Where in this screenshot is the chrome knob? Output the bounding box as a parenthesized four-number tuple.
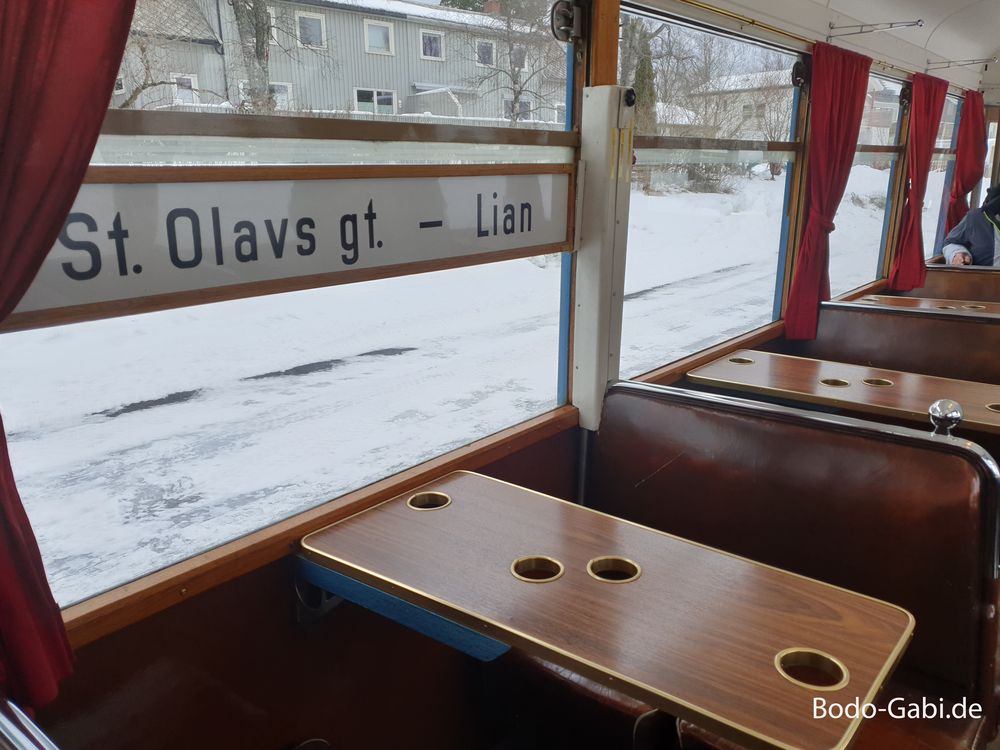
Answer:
(929, 399, 963, 436)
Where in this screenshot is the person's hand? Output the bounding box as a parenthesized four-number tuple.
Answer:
(950, 251, 973, 266)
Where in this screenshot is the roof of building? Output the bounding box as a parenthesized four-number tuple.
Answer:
(131, 0, 219, 43)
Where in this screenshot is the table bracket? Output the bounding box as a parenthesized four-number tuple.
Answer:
(295, 556, 510, 662)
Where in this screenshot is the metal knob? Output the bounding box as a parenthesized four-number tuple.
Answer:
(929, 399, 963, 436)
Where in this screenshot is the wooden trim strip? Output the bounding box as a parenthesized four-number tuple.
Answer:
(932, 147, 958, 156)
(856, 144, 903, 154)
(85, 163, 575, 184)
(100, 108, 580, 148)
(634, 321, 785, 386)
(61, 405, 580, 648)
(837, 278, 888, 300)
(633, 135, 799, 153)
(590, 0, 620, 86)
(2, 242, 572, 333)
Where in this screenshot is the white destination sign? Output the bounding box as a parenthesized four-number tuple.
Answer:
(16, 173, 569, 314)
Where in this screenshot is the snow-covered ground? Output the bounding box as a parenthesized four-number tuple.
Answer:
(0, 162, 917, 605)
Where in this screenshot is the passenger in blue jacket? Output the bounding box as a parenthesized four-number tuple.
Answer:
(943, 185, 1000, 266)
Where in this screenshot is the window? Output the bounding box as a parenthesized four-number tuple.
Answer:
(171, 73, 198, 104)
(504, 97, 532, 121)
(365, 19, 394, 55)
(617, 10, 798, 376)
(268, 6, 277, 45)
(828, 75, 901, 294)
(476, 39, 495, 67)
(4, 260, 563, 606)
(238, 81, 293, 110)
(269, 82, 292, 110)
(296, 11, 325, 48)
(113, 76, 125, 94)
(421, 30, 444, 60)
(355, 88, 396, 115)
(555, 104, 566, 125)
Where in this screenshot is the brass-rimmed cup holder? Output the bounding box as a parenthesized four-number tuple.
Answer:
(820, 378, 850, 388)
(963, 304, 986, 310)
(775, 648, 849, 692)
(406, 491, 451, 511)
(728, 356, 754, 365)
(987, 404, 1000, 414)
(862, 377, 893, 387)
(511, 556, 564, 583)
(587, 556, 641, 583)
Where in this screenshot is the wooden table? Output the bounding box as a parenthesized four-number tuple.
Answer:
(855, 294, 1000, 318)
(302, 471, 913, 750)
(688, 350, 1000, 434)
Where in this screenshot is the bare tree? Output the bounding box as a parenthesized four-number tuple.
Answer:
(465, 0, 566, 125)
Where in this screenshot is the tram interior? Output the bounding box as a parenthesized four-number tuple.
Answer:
(3, 0, 1000, 749)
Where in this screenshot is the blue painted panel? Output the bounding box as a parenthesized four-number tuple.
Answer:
(296, 556, 510, 662)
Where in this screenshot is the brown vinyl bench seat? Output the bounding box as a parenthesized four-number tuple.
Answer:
(577, 382, 1000, 749)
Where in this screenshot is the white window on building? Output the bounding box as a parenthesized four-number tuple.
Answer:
(171, 73, 198, 104)
(476, 39, 495, 67)
(113, 76, 125, 94)
(269, 82, 292, 110)
(420, 30, 444, 60)
(238, 80, 294, 110)
(555, 104, 566, 125)
(267, 6, 277, 45)
(503, 97, 531, 121)
(365, 20, 394, 55)
(742, 102, 753, 118)
(296, 11, 326, 48)
(355, 88, 396, 115)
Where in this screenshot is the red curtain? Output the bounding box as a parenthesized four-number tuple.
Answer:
(0, 0, 136, 709)
(945, 91, 987, 233)
(784, 43, 872, 339)
(888, 74, 949, 291)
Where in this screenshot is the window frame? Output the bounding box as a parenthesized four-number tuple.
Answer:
(354, 87, 397, 115)
(170, 72, 199, 104)
(420, 29, 445, 61)
(295, 10, 327, 49)
(475, 38, 496, 68)
(364, 19, 395, 56)
(267, 6, 278, 45)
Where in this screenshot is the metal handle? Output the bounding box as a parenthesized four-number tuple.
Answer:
(929, 399, 963, 436)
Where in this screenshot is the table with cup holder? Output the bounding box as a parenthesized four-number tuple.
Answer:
(301, 470, 913, 750)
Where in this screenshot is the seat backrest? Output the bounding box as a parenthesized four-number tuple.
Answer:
(902, 267, 1000, 303)
(586, 382, 1000, 700)
(764, 302, 1000, 384)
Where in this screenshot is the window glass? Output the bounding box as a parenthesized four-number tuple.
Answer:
(828, 151, 895, 295)
(476, 40, 495, 67)
(924, 153, 956, 257)
(504, 98, 532, 121)
(297, 13, 325, 48)
(366, 21, 393, 54)
(620, 146, 794, 377)
(617, 10, 796, 376)
(936, 95, 960, 148)
(173, 75, 196, 104)
(976, 121, 998, 206)
(857, 76, 902, 146)
(619, 13, 796, 139)
(113, 0, 567, 130)
(421, 31, 444, 59)
(3, 258, 562, 606)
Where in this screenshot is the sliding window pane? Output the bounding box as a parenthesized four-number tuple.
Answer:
(1, 258, 561, 605)
(857, 76, 902, 146)
(924, 153, 956, 257)
(829, 151, 895, 296)
(620, 148, 792, 377)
